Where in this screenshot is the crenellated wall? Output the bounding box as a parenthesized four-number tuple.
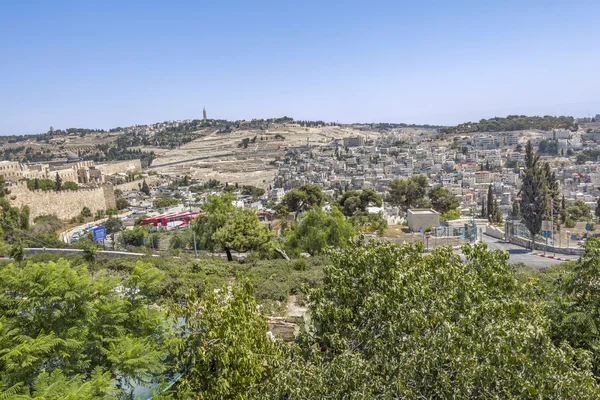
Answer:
(8, 182, 116, 221)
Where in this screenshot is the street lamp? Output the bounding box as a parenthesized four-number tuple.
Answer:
(567, 230, 570, 249)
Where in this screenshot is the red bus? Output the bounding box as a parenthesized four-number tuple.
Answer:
(140, 211, 202, 229)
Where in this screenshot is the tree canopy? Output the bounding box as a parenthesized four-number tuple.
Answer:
(0, 259, 168, 398)
(281, 184, 326, 214)
(520, 141, 549, 243)
(285, 207, 355, 256)
(214, 208, 272, 261)
(441, 115, 577, 134)
(386, 175, 429, 211)
(337, 189, 382, 216)
(194, 192, 235, 251)
(428, 184, 459, 214)
(259, 241, 600, 398)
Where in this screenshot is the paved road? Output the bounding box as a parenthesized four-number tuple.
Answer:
(480, 235, 569, 269)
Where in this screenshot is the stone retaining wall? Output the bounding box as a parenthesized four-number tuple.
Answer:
(508, 235, 585, 256)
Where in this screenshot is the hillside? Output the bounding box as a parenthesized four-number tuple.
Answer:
(148, 124, 383, 187)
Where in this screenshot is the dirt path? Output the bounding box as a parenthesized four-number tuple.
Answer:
(285, 295, 308, 317)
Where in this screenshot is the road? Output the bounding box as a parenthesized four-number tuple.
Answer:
(480, 235, 568, 269)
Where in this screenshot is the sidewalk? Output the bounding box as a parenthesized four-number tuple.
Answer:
(532, 252, 572, 261)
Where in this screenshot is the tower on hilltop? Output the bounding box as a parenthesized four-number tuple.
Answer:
(203, 107, 207, 122)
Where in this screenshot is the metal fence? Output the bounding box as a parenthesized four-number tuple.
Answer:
(432, 222, 478, 243)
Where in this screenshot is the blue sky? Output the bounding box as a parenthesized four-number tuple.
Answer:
(1, 0, 599, 135)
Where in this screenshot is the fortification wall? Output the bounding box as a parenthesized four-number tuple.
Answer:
(97, 159, 142, 176)
(114, 175, 161, 191)
(8, 182, 116, 221)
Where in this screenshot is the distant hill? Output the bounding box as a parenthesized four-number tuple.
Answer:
(440, 115, 577, 134)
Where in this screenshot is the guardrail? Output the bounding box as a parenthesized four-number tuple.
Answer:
(23, 248, 153, 258)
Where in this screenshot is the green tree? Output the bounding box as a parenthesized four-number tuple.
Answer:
(61, 181, 79, 191)
(261, 241, 600, 398)
(348, 211, 387, 236)
(492, 198, 503, 223)
(387, 175, 428, 212)
(54, 173, 62, 191)
(104, 216, 123, 234)
(520, 141, 548, 247)
(544, 162, 560, 225)
(595, 197, 600, 222)
(428, 185, 459, 214)
(20, 205, 30, 231)
(194, 193, 235, 251)
(281, 184, 326, 217)
(121, 226, 150, 247)
(152, 197, 180, 209)
(80, 207, 92, 218)
(9, 241, 24, 264)
(487, 185, 494, 221)
(141, 179, 151, 196)
(0, 259, 168, 394)
(116, 198, 130, 210)
(175, 281, 282, 398)
(286, 207, 355, 256)
(555, 238, 600, 376)
(213, 208, 272, 261)
(440, 208, 461, 222)
(338, 189, 382, 216)
(565, 200, 591, 221)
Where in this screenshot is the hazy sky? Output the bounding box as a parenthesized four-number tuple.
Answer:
(1, 0, 599, 135)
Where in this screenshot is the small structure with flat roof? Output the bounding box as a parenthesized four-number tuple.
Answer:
(407, 208, 440, 232)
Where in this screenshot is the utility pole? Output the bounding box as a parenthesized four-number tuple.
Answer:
(551, 199, 555, 257)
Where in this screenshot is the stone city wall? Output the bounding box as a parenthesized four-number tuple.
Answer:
(97, 159, 142, 176)
(8, 181, 116, 221)
(114, 175, 161, 191)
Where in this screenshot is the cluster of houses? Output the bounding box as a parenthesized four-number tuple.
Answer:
(272, 125, 600, 219)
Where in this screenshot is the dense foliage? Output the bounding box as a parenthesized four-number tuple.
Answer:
(337, 189, 382, 216)
(0, 259, 169, 398)
(152, 196, 180, 209)
(386, 174, 429, 211)
(285, 207, 355, 256)
(428, 184, 459, 214)
(441, 115, 577, 134)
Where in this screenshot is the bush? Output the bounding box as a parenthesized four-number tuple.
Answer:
(153, 197, 180, 209)
(116, 198, 130, 210)
(31, 214, 62, 233)
(121, 226, 149, 247)
(62, 181, 79, 191)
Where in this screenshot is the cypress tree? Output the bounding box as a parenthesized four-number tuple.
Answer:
(520, 141, 548, 248)
(55, 173, 62, 191)
(141, 179, 151, 195)
(544, 163, 560, 228)
(487, 185, 494, 222)
(493, 198, 502, 223)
